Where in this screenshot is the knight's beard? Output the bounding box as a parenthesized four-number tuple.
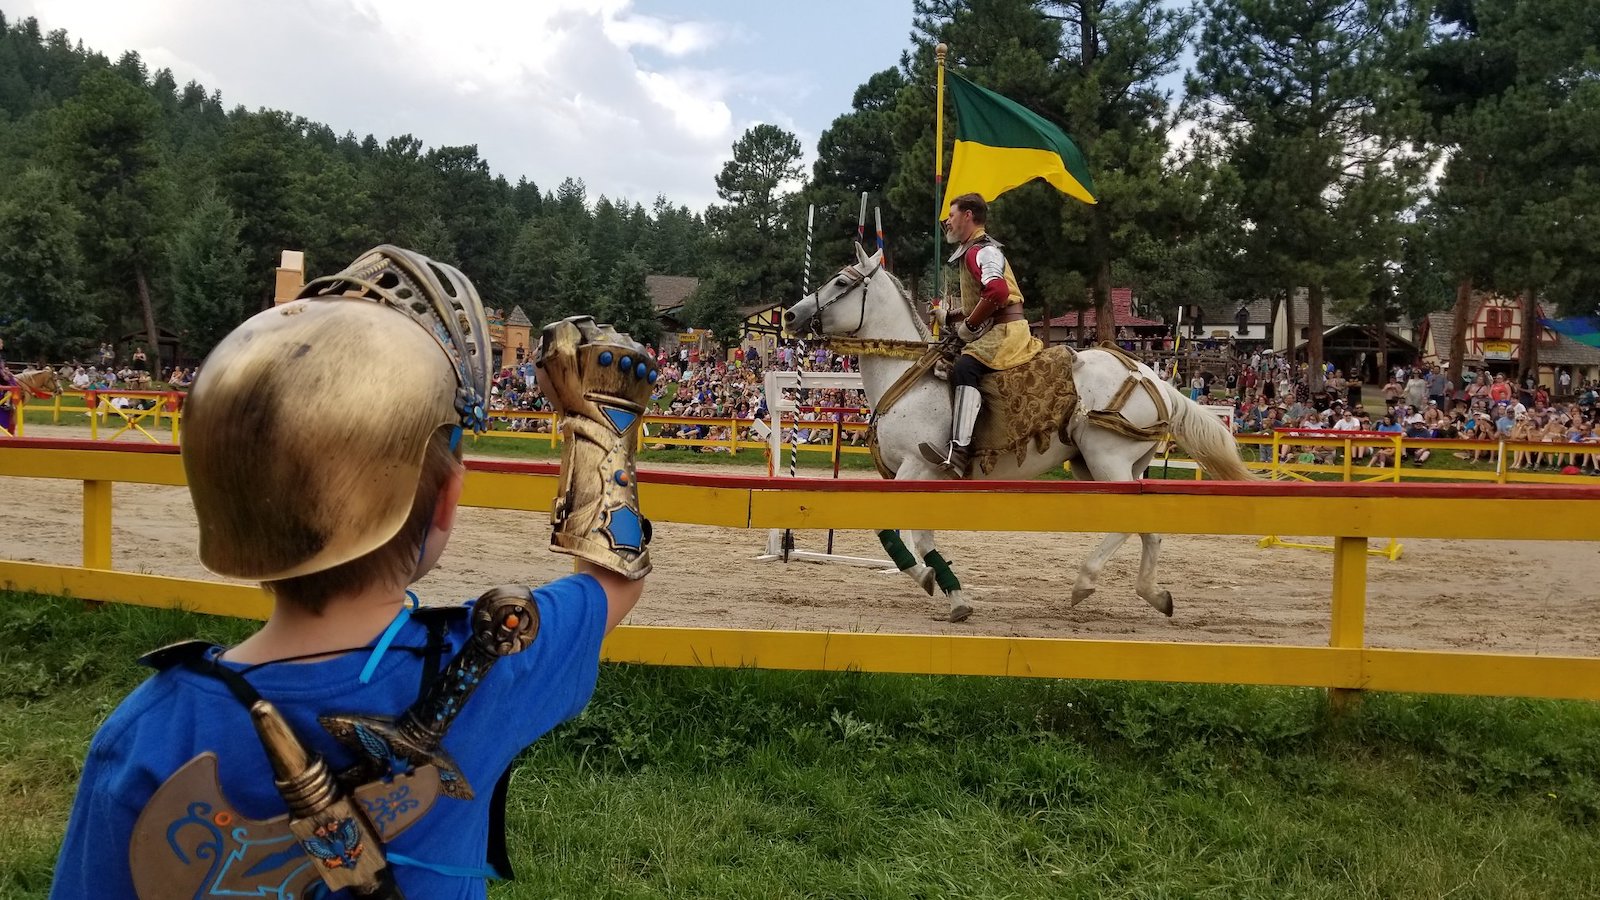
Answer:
(943, 223, 959, 243)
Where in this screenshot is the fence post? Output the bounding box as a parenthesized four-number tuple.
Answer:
(53, 392, 62, 424)
(1329, 534, 1368, 712)
(1342, 438, 1353, 482)
(83, 480, 113, 569)
(1496, 440, 1508, 484)
(728, 417, 739, 455)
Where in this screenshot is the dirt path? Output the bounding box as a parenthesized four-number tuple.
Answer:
(6, 444, 1598, 655)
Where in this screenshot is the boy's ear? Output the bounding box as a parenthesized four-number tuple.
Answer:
(432, 464, 466, 533)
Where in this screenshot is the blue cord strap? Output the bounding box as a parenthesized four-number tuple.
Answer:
(360, 591, 420, 684)
(387, 852, 499, 880)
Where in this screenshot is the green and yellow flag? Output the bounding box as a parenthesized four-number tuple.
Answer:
(940, 72, 1097, 209)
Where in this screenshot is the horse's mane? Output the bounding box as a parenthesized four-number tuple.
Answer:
(882, 270, 931, 322)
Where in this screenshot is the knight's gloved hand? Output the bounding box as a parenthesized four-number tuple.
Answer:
(535, 316, 654, 580)
(956, 320, 983, 343)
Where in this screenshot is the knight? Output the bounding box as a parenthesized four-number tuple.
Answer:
(49, 246, 654, 899)
(919, 192, 1043, 476)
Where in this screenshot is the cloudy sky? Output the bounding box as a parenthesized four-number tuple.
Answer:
(13, 0, 914, 209)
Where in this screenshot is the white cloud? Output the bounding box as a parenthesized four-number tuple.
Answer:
(15, 0, 749, 208)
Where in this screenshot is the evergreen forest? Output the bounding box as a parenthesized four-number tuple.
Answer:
(0, 1, 1596, 390)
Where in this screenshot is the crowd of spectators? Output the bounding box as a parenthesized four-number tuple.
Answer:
(485, 339, 869, 452)
(1188, 351, 1600, 474)
(484, 335, 1600, 473)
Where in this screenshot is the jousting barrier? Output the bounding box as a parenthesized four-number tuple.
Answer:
(2, 438, 1598, 703)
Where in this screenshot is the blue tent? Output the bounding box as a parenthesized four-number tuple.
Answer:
(1541, 316, 1600, 348)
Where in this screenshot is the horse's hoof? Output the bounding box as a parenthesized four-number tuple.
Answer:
(948, 603, 973, 623)
(1070, 587, 1095, 607)
(1145, 590, 1174, 617)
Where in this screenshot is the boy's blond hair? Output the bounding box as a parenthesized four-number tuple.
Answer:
(265, 428, 461, 614)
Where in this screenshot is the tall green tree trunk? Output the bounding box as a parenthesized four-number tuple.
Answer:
(1307, 283, 1325, 392)
(1375, 316, 1388, 393)
(1283, 289, 1296, 369)
(1447, 277, 1472, 392)
(1520, 288, 1539, 382)
(1093, 246, 1114, 346)
(135, 264, 158, 366)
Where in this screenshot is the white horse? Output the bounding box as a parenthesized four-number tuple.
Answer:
(783, 244, 1255, 622)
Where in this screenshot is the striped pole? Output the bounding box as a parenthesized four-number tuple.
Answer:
(783, 375, 802, 561)
(934, 43, 948, 303)
(857, 192, 869, 247)
(803, 203, 815, 296)
(874, 206, 885, 256)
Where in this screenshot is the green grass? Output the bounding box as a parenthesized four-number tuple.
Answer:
(3, 594, 1599, 898)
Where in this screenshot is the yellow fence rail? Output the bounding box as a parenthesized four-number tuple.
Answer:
(3, 442, 1599, 702)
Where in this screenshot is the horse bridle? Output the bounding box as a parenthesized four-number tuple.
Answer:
(808, 265, 872, 337)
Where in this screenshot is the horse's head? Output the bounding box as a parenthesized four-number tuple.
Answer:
(16, 368, 60, 398)
(783, 243, 886, 338)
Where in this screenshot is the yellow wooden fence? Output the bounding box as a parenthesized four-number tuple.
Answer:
(2, 442, 1598, 702)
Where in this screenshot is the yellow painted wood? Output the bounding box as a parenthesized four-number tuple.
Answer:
(1329, 536, 1367, 650)
(0, 561, 272, 619)
(0, 447, 186, 485)
(1362, 648, 1600, 701)
(81, 481, 113, 570)
(602, 625, 1361, 686)
(5, 556, 1600, 702)
(747, 489, 1600, 542)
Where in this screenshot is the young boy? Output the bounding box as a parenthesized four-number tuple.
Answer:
(49, 246, 655, 899)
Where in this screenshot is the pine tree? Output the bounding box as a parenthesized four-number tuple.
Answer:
(1190, 0, 1428, 390)
(168, 191, 250, 359)
(605, 253, 661, 346)
(0, 166, 93, 360)
(52, 67, 173, 354)
(705, 124, 804, 312)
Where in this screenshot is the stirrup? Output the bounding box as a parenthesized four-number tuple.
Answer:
(918, 441, 969, 477)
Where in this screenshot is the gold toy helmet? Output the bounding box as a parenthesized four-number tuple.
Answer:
(183, 246, 491, 581)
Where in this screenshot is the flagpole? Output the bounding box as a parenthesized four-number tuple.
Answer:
(933, 42, 947, 309)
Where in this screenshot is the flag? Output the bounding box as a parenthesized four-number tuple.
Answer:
(941, 72, 1097, 209)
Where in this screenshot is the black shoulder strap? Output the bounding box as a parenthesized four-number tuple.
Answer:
(140, 639, 263, 710)
(411, 605, 469, 695)
(487, 766, 516, 880)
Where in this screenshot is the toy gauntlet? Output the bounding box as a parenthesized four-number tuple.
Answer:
(535, 316, 655, 579)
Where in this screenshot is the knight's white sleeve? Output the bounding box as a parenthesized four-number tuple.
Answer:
(974, 245, 1006, 285)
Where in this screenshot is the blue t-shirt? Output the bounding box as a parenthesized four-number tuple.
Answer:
(50, 574, 607, 900)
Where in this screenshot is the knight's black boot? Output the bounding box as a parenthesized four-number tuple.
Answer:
(919, 385, 981, 477)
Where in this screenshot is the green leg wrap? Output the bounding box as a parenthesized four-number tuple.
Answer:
(877, 529, 919, 572)
(922, 550, 962, 595)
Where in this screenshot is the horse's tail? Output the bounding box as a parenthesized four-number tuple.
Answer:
(1159, 380, 1258, 481)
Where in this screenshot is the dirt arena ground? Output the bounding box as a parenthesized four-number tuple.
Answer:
(5, 422, 1598, 656)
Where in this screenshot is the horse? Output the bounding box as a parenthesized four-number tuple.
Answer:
(782, 244, 1255, 622)
(0, 368, 61, 435)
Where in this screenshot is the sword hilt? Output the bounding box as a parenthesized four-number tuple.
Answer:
(253, 701, 404, 897)
(322, 586, 540, 800)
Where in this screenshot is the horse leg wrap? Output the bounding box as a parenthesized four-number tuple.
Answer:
(877, 529, 918, 571)
(922, 550, 962, 595)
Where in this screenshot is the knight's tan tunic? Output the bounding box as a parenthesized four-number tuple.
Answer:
(956, 230, 1041, 371)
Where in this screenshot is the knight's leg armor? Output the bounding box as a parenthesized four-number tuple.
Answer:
(919, 354, 989, 477)
(536, 316, 656, 579)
